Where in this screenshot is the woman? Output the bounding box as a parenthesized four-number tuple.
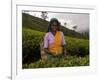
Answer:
(40, 18, 67, 63)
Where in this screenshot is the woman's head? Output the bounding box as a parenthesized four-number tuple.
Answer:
(47, 18, 61, 32)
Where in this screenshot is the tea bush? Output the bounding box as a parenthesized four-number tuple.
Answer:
(22, 28, 89, 66)
(23, 55, 89, 68)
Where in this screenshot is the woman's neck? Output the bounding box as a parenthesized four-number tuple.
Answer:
(52, 31, 57, 36)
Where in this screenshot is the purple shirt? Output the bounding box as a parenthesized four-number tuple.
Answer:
(43, 31, 66, 48)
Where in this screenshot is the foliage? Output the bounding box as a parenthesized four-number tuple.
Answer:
(22, 13, 89, 39)
(22, 28, 45, 64)
(22, 28, 89, 67)
(65, 36, 89, 56)
(23, 55, 89, 68)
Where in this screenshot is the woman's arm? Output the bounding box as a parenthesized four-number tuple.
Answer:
(44, 48, 50, 54)
(43, 33, 52, 54)
(44, 48, 56, 55)
(62, 45, 67, 56)
(61, 32, 67, 56)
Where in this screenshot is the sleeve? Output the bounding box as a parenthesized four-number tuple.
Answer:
(61, 32, 66, 46)
(43, 33, 49, 48)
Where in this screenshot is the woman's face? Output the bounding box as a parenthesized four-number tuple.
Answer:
(51, 22, 58, 32)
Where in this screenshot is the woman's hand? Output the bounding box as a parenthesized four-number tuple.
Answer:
(62, 45, 67, 57)
(64, 50, 67, 57)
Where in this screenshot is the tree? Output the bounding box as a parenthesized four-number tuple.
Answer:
(64, 22, 67, 27)
(41, 11, 48, 20)
(72, 25, 78, 31)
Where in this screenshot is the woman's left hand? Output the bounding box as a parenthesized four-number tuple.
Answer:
(64, 50, 67, 57)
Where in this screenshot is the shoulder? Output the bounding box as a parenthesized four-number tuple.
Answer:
(44, 32, 50, 38)
(45, 32, 50, 36)
(60, 31, 64, 36)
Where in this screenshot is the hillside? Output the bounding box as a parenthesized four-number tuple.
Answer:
(22, 13, 88, 39)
